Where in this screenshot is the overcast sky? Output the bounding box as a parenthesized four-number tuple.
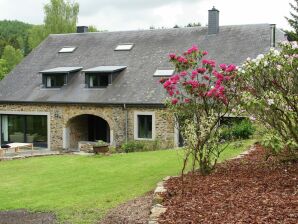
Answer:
(0, 0, 293, 31)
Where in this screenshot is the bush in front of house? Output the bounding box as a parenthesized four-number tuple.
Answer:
(220, 118, 255, 141)
(121, 140, 160, 153)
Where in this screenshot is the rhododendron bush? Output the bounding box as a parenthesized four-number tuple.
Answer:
(160, 45, 238, 175)
(238, 42, 298, 159)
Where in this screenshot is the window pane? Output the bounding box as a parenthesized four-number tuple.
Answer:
(26, 116, 47, 147)
(88, 74, 109, 88)
(8, 115, 25, 143)
(46, 75, 65, 88)
(138, 115, 152, 139)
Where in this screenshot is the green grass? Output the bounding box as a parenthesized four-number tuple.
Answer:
(0, 139, 255, 223)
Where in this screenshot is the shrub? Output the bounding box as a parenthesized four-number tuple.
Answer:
(238, 41, 298, 157)
(220, 118, 255, 140)
(121, 141, 145, 153)
(121, 140, 161, 153)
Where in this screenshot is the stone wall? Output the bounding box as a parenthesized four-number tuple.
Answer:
(0, 103, 176, 150)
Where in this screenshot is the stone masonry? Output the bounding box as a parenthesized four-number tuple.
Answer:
(0, 103, 176, 150)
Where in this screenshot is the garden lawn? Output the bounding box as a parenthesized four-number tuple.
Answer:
(0, 139, 255, 224)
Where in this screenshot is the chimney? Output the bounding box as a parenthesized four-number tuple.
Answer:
(208, 7, 219, 35)
(270, 24, 276, 47)
(77, 26, 88, 33)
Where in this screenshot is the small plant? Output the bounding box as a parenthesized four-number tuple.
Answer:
(95, 140, 108, 147)
(121, 141, 145, 153)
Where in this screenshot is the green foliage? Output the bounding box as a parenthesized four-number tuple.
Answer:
(0, 20, 33, 56)
(1, 45, 23, 71)
(121, 140, 161, 153)
(88, 25, 99, 32)
(28, 25, 48, 49)
(0, 59, 9, 80)
(285, 0, 298, 41)
(238, 42, 298, 156)
(220, 118, 255, 140)
(44, 0, 79, 34)
(94, 140, 108, 147)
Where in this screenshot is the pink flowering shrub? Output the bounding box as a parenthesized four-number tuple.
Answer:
(160, 45, 238, 175)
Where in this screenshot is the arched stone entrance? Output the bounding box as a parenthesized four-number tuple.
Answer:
(64, 114, 111, 150)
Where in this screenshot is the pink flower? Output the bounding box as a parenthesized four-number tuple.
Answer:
(163, 80, 171, 88)
(219, 64, 227, 71)
(203, 75, 210, 80)
(180, 71, 187, 76)
(177, 56, 188, 63)
(184, 98, 191, 103)
(197, 68, 207, 73)
(224, 75, 231, 80)
(202, 59, 216, 67)
(191, 70, 198, 75)
(202, 51, 208, 56)
(226, 64, 236, 72)
(213, 71, 224, 80)
(169, 53, 176, 60)
(171, 98, 179, 105)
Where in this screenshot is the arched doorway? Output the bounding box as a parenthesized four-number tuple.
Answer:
(65, 114, 110, 150)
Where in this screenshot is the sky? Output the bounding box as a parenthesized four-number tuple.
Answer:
(0, 0, 294, 31)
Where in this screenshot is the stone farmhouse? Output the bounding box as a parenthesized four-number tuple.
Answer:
(0, 8, 285, 150)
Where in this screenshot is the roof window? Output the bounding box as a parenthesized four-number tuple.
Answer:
(59, 46, 76, 53)
(115, 43, 134, 51)
(153, 69, 175, 77)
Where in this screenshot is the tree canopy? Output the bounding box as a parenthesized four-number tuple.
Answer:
(285, 0, 298, 41)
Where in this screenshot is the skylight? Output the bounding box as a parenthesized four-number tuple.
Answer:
(153, 69, 175, 77)
(115, 44, 134, 51)
(59, 47, 76, 53)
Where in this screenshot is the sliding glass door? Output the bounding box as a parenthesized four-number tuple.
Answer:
(0, 114, 48, 148)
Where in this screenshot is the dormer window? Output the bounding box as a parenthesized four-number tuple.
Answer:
(59, 46, 76, 53)
(83, 66, 127, 88)
(153, 69, 175, 77)
(115, 43, 134, 51)
(39, 67, 82, 88)
(88, 74, 109, 88)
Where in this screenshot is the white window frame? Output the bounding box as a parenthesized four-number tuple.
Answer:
(115, 44, 134, 51)
(134, 111, 156, 140)
(153, 69, 175, 77)
(59, 47, 76, 53)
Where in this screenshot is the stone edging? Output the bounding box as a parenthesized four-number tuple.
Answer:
(148, 145, 257, 224)
(0, 152, 60, 161)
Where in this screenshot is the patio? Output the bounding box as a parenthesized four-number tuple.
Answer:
(0, 147, 59, 161)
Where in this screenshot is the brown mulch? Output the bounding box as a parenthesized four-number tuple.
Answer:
(0, 209, 56, 224)
(98, 192, 153, 224)
(159, 145, 298, 224)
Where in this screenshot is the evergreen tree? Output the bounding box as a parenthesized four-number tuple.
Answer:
(285, 0, 298, 41)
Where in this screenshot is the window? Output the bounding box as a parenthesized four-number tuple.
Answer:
(86, 74, 109, 88)
(153, 69, 175, 77)
(59, 47, 76, 53)
(115, 44, 134, 51)
(134, 112, 155, 140)
(0, 114, 48, 148)
(44, 75, 65, 88)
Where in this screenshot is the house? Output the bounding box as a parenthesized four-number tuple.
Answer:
(0, 8, 286, 150)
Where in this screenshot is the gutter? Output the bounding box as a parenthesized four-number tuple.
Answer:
(123, 104, 128, 143)
(0, 100, 165, 108)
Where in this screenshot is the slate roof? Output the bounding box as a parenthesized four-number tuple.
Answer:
(0, 24, 286, 105)
(40, 67, 83, 74)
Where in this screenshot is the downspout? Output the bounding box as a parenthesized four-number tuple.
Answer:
(270, 24, 276, 48)
(123, 104, 128, 143)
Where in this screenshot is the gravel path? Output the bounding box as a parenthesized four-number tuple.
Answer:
(0, 210, 56, 224)
(98, 192, 153, 224)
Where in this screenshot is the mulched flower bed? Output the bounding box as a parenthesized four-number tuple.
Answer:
(159, 145, 298, 224)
